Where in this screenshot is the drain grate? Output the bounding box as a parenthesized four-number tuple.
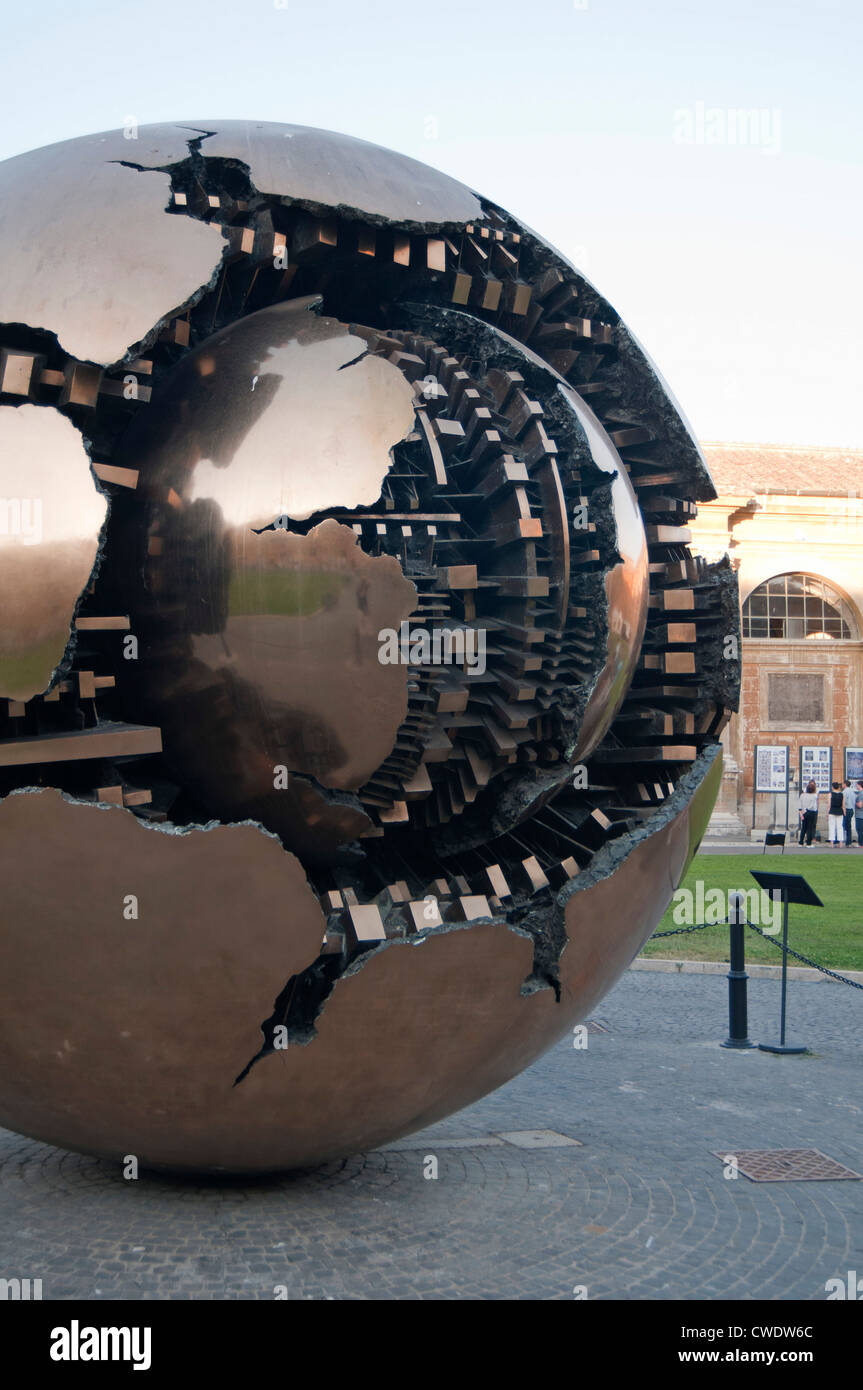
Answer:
(713, 1148, 862, 1182)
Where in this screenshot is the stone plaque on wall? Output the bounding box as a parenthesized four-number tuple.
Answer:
(767, 673, 825, 724)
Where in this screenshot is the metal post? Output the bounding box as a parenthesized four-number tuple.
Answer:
(758, 889, 808, 1054)
(779, 893, 789, 1045)
(721, 893, 754, 1048)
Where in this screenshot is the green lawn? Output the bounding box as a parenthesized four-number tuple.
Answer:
(640, 853, 863, 971)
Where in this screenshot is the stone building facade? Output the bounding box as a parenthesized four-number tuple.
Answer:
(689, 443, 863, 837)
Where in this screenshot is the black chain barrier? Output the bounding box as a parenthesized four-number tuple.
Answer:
(744, 920, 863, 991)
(652, 922, 716, 938)
(650, 917, 863, 990)
(653, 928, 711, 939)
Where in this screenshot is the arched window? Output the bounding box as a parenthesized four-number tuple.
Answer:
(742, 574, 858, 640)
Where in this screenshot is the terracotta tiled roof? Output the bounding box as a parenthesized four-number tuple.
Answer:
(700, 442, 863, 496)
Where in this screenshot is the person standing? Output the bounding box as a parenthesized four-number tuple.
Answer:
(842, 778, 857, 846)
(855, 782, 863, 848)
(828, 782, 844, 845)
(798, 780, 820, 846)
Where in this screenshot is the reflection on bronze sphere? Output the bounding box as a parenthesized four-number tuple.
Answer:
(0, 122, 738, 1171)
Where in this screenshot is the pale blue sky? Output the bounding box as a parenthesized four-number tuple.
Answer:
(1, 0, 860, 446)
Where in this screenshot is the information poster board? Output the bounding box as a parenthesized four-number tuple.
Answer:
(754, 744, 789, 793)
(845, 748, 863, 782)
(799, 745, 832, 792)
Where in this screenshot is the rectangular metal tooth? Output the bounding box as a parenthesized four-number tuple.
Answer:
(60, 362, 103, 408)
(91, 462, 139, 489)
(650, 622, 697, 645)
(649, 589, 695, 611)
(95, 785, 124, 806)
(433, 417, 466, 454)
(160, 317, 191, 347)
(532, 317, 598, 344)
(0, 348, 44, 396)
(480, 718, 518, 757)
(461, 405, 494, 450)
(481, 278, 503, 311)
(468, 429, 502, 467)
(591, 744, 698, 763)
(479, 864, 512, 900)
(426, 238, 446, 272)
(344, 905, 386, 949)
(492, 575, 549, 598)
(451, 271, 472, 305)
(532, 267, 567, 301)
(121, 789, 154, 808)
(547, 857, 580, 887)
(522, 421, 558, 468)
(486, 518, 543, 545)
(639, 651, 697, 675)
(611, 426, 653, 448)
(387, 350, 426, 382)
(407, 899, 443, 931)
(507, 393, 544, 439)
(503, 281, 532, 315)
(402, 764, 433, 800)
(473, 454, 529, 499)
(0, 723, 162, 767)
(646, 524, 693, 546)
(461, 234, 489, 269)
(517, 856, 549, 893)
(446, 894, 492, 922)
(455, 387, 483, 425)
(492, 241, 518, 275)
(292, 216, 338, 259)
(421, 726, 454, 763)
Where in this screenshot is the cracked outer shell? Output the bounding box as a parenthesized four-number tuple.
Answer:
(196, 120, 484, 225)
(0, 120, 479, 369)
(0, 749, 719, 1172)
(0, 143, 225, 367)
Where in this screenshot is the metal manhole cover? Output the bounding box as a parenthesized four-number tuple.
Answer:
(585, 1018, 611, 1034)
(712, 1149, 862, 1182)
(497, 1130, 583, 1149)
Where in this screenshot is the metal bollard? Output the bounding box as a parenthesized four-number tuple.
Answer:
(721, 892, 755, 1049)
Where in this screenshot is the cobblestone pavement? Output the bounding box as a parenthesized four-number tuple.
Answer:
(1, 972, 860, 1300)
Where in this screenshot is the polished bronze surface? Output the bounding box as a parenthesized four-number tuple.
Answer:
(120, 296, 417, 523)
(0, 788, 330, 1167)
(0, 121, 736, 1171)
(560, 386, 650, 762)
(128, 516, 417, 837)
(0, 405, 107, 702)
(112, 299, 418, 852)
(0, 133, 224, 365)
(197, 120, 483, 225)
(0, 751, 719, 1171)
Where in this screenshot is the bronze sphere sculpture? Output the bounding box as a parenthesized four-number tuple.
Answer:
(0, 123, 738, 1170)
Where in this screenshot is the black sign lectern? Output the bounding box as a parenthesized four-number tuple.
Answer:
(750, 871, 824, 1055)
